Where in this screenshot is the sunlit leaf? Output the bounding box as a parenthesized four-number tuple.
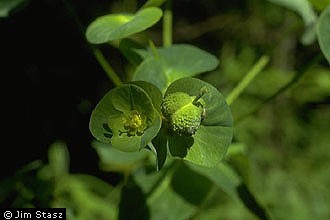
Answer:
(141, 0, 167, 9)
(86, 7, 162, 44)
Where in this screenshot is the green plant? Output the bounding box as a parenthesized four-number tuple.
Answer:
(86, 4, 236, 171)
(2, 0, 330, 219)
(85, 0, 330, 219)
(81, 1, 271, 219)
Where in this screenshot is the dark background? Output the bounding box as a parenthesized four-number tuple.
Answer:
(1, 0, 110, 181)
(1, 0, 245, 182)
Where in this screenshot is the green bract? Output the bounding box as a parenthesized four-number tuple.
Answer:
(133, 44, 219, 92)
(86, 7, 162, 44)
(164, 78, 233, 167)
(89, 77, 233, 167)
(89, 83, 162, 152)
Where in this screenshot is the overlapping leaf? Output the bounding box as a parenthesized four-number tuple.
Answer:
(165, 78, 233, 167)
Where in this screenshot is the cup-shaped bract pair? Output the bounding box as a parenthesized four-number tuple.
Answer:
(90, 78, 233, 168)
(162, 78, 233, 167)
(89, 82, 162, 152)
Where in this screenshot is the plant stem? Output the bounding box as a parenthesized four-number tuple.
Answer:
(235, 54, 323, 123)
(226, 55, 269, 105)
(163, 0, 173, 47)
(92, 47, 122, 87)
(61, 0, 123, 87)
(148, 40, 160, 59)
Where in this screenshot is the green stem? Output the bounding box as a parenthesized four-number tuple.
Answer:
(92, 47, 122, 87)
(226, 55, 269, 105)
(235, 54, 323, 123)
(163, 0, 173, 47)
(61, 0, 122, 87)
(148, 40, 160, 59)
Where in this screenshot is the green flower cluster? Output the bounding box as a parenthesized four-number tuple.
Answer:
(161, 92, 205, 136)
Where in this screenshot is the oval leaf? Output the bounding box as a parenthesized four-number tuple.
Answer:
(86, 7, 163, 44)
(165, 78, 233, 167)
(89, 84, 161, 152)
(133, 44, 219, 92)
(317, 4, 330, 65)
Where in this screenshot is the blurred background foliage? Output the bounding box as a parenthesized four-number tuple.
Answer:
(1, 0, 330, 219)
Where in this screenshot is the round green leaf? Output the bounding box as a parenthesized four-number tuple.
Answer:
(89, 84, 162, 152)
(133, 44, 219, 92)
(86, 7, 163, 44)
(317, 4, 330, 65)
(165, 78, 233, 167)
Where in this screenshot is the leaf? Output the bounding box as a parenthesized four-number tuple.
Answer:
(0, 0, 25, 17)
(72, 174, 116, 199)
(133, 44, 219, 92)
(54, 175, 118, 220)
(186, 162, 241, 203)
(300, 23, 317, 45)
(267, 0, 317, 25)
(165, 78, 233, 167)
(186, 162, 271, 220)
(226, 143, 251, 183)
(119, 177, 150, 220)
(119, 39, 144, 66)
(89, 84, 162, 152)
(86, 7, 163, 44)
(150, 127, 168, 170)
(317, 4, 330, 65)
(129, 81, 163, 112)
(309, 0, 330, 11)
(267, 0, 318, 45)
(133, 161, 211, 220)
(92, 141, 150, 173)
(170, 162, 213, 206)
(48, 141, 69, 177)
